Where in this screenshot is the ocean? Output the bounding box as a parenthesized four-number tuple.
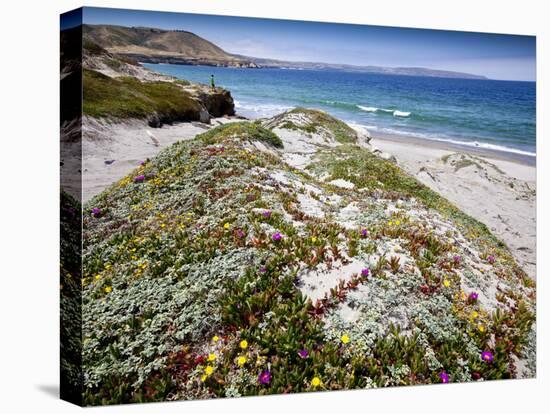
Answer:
(143, 63, 536, 158)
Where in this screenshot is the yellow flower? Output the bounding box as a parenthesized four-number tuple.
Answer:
(395, 220, 401, 226)
(104, 286, 112, 293)
(237, 356, 247, 366)
(443, 279, 451, 287)
(471, 311, 479, 319)
(95, 274, 101, 280)
(200, 374, 207, 382)
(388, 221, 393, 226)
(207, 353, 217, 362)
(105, 264, 112, 270)
(161, 223, 166, 228)
(224, 222, 230, 229)
(311, 236, 317, 243)
(212, 335, 220, 342)
(478, 325, 486, 333)
(341, 333, 350, 344)
(204, 365, 214, 376)
(311, 377, 321, 387)
(239, 340, 248, 350)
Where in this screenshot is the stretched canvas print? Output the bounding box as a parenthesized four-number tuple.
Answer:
(60, 6, 537, 406)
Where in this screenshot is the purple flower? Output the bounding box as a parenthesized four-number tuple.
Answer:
(91, 207, 101, 217)
(246, 194, 256, 202)
(140, 160, 146, 166)
(481, 351, 494, 363)
(259, 266, 267, 274)
(272, 232, 282, 242)
(360, 228, 368, 238)
(262, 210, 271, 219)
(134, 174, 145, 183)
(487, 255, 495, 264)
(439, 372, 449, 383)
(469, 292, 479, 302)
(453, 255, 461, 265)
(298, 349, 309, 359)
(237, 229, 246, 239)
(361, 268, 370, 277)
(258, 370, 271, 385)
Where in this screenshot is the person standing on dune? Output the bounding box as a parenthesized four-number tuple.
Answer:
(210, 74, 215, 90)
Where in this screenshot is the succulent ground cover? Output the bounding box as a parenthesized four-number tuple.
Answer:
(81, 108, 535, 405)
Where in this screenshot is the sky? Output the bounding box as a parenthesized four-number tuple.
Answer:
(71, 7, 536, 81)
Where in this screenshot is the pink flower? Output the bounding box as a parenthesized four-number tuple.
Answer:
(134, 174, 145, 183)
(439, 372, 449, 383)
(453, 255, 461, 265)
(272, 232, 282, 242)
(481, 351, 494, 363)
(360, 228, 368, 238)
(262, 210, 272, 218)
(91, 207, 101, 217)
(258, 370, 271, 385)
(468, 292, 479, 302)
(298, 349, 309, 359)
(237, 229, 246, 238)
(487, 255, 495, 264)
(361, 268, 370, 277)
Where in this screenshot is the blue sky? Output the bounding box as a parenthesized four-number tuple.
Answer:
(74, 7, 536, 81)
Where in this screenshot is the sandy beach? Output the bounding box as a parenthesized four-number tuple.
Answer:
(371, 133, 536, 279)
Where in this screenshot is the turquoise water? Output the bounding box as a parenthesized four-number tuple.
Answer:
(144, 63, 536, 157)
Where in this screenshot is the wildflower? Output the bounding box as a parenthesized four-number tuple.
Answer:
(469, 292, 479, 302)
(104, 286, 112, 293)
(341, 333, 350, 344)
(298, 349, 309, 359)
(212, 335, 220, 343)
(240, 339, 248, 350)
(134, 174, 145, 183)
(207, 353, 216, 362)
(259, 266, 267, 274)
(311, 377, 321, 388)
(223, 222, 230, 229)
(453, 255, 461, 265)
(388, 220, 393, 226)
(262, 210, 271, 218)
(360, 228, 368, 238)
(395, 220, 401, 226)
(237, 356, 247, 366)
(94, 274, 101, 281)
(361, 268, 370, 277)
(237, 229, 246, 238)
(478, 325, 486, 333)
(471, 311, 479, 319)
(204, 365, 214, 376)
(311, 236, 317, 243)
(443, 279, 451, 288)
(258, 370, 271, 385)
(439, 372, 449, 383)
(140, 160, 146, 166)
(272, 232, 282, 242)
(481, 351, 494, 363)
(91, 207, 101, 217)
(200, 374, 207, 382)
(487, 255, 495, 264)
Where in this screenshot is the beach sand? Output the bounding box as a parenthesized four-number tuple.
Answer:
(371, 133, 536, 279)
(79, 118, 536, 279)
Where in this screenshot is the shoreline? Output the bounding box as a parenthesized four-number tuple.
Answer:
(372, 130, 536, 167)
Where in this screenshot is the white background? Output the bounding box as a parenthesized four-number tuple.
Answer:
(0, 0, 547, 412)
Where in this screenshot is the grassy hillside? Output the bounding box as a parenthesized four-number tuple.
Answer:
(81, 114, 535, 405)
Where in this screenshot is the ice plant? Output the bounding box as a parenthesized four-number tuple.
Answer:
(272, 232, 282, 242)
(439, 372, 449, 383)
(341, 333, 350, 344)
(481, 351, 494, 363)
(91, 207, 101, 217)
(240, 340, 248, 350)
(469, 292, 479, 302)
(487, 255, 495, 264)
(134, 174, 145, 183)
(298, 349, 309, 359)
(258, 370, 271, 385)
(361, 268, 370, 277)
(311, 377, 321, 388)
(262, 210, 271, 218)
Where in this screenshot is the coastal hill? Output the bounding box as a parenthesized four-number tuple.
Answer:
(83, 24, 487, 79)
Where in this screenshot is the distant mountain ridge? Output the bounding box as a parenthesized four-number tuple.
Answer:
(83, 24, 488, 80)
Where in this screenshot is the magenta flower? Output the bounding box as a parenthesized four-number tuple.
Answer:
(259, 266, 267, 274)
(258, 370, 271, 385)
(140, 160, 146, 166)
(272, 232, 282, 242)
(469, 292, 479, 302)
(237, 229, 246, 238)
(360, 228, 368, 238)
(134, 174, 145, 183)
(91, 207, 101, 217)
(481, 351, 494, 363)
(487, 255, 495, 264)
(453, 255, 461, 265)
(262, 210, 271, 218)
(439, 372, 449, 383)
(298, 349, 309, 359)
(361, 268, 370, 277)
